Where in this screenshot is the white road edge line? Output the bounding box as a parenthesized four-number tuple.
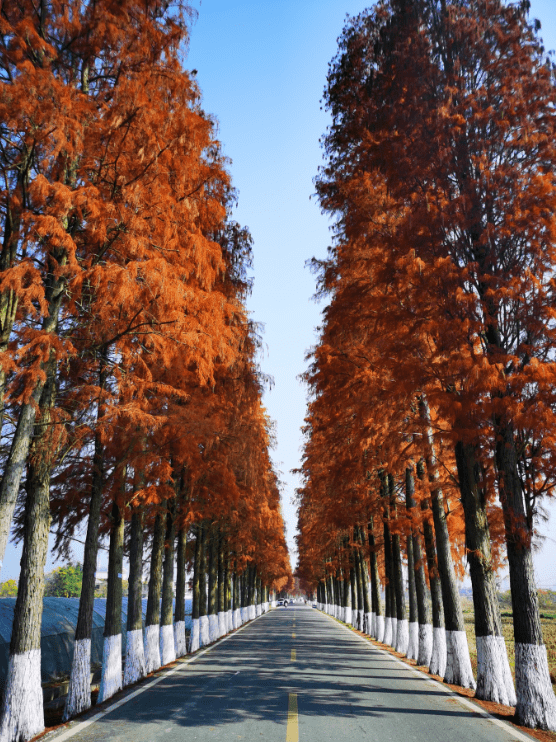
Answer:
(317, 610, 537, 742)
(49, 611, 270, 742)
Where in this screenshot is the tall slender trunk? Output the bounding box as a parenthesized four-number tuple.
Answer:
(420, 398, 475, 688)
(368, 516, 384, 641)
(232, 562, 241, 628)
(190, 526, 202, 652)
(144, 512, 164, 672)
(98, 498, 125, 704)
(0, 361, 55, 742)
(406, 466, 432, 666)
(389, 476, 408, 654)
(160, 503, 176, 665)
(217, 535, 226, 636)
(198, 524, 209, 646)
(174, 525, 187, 657)
(124, 507, 146, 686)
(494, 419, 555, 728)
(64, 356, 108, 720)
(383, 491, 395, 647)
(207, 526, 219, 641)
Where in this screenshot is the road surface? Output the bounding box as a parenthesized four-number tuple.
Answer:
(49, 605, 533, 742)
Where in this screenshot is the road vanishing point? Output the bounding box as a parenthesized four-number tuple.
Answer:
(49, 606, 535, 742)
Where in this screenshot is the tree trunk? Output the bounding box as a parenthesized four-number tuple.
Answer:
(124, 508, 146, 686)
(420, 398, 475, 689)
(198, 524, 209, 647)
(232, 563, 241, 628)
(160, 504, 176, 666)
(144, 512, 164, 672)
(174, 525, 187, 657)
(368, 516, 384, 641)
(207, 526, 219, 641)
(494, 419, 556, 728)
(64, 356, 108, 720)
(0, 364, 55, 742)
(389, 476, 408, 655)
(406, 466, 433, 667)
(217, 536, 227, 637)
(454, 440, 516, 704)
(98, 498, 124, 704)
(382, 491, 395, 647)
(190, 526, 201, 652)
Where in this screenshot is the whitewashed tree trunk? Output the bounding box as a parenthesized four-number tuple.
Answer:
(189, 618, 200, 653)
(365, 612, 373, 636)
(383, 617, 392, 646)
(255, 604, 262, 617)
(370, 612, 376, 638)
(407, 622, 419, 661)
(376, 614, 385, 643)
(445, 630, 476, 689)
(199, 615, 210, 646)
(395, 619, 409, 655)
(344, 606, 352, 625)
(144, 624, 161, 673)
(97, 634, 122, 704)
(174, 621, 187, 658)
(226, 609, 233, 632)
(218, 611, 227, 638)
(124, 629, 146, 686)
(208, 614, 219, 643)
(233, 608, 241, 629)
(476, 635, 516, 706)
(515, 644, 556, 730)
(240, 607, 249, 624)
(249, 604, 256, 621)
(63, 639, 91, 721)
(418, 624, 433, 667)
(0, 649, 43, 742)
(160, 624, 176, 666)
(430, 627, 447, 677)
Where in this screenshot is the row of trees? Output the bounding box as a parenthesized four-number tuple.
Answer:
(0, 3, 291, 742)
(297, 0, 556, 733)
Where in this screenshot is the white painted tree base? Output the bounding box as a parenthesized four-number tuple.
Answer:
(144, 624, 161, 674)
(445, 630, 475, 689)
(515, 643, 556, 731)
(200, 615, 210, 646)
(208, 614, 220, 643)
(218, 611, 227, 638)
(124, 629, 146, 687)
(418, 623, 433, 667)
(98, 634, 122, 704)
(226, 609, 233, 632)
(63, 638, 91, 721)
(233, 608, 242, 629)
(249, 605, 256, 621)
(430, 627, 447, 677)
(189, 618, 200, 653)
(0, 648, 44, 742)
(365, 612, 373, 636)
(240, 607, 249, 623)
(175, 621, 187, 658)
(384, 617, 393, 646)
(476, 635, 516, 706)
(370, 612, 376, 638)
(395, 619, 409, 655)
(256, 604, 262, 617)
(407, 622, 419, 661)
(160, 624, 176, 666)
(375, 615, 385, 643)
(391, 618, 398, 648)
(344, 607, 352, 625)
(271, 600, 277, 608)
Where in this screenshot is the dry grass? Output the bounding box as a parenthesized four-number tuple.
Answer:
(461, 603, 556, 694)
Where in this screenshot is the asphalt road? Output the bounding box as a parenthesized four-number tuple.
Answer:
(49, 605, 533, 742)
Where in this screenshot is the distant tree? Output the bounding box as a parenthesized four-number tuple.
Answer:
(45, 564, 83, 598)
(0, 580, 18, 597)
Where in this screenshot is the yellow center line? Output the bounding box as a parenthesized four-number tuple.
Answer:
(286, 693, 298, 742)
(291, 648, 296, 661)
(292, 632, 296, 638)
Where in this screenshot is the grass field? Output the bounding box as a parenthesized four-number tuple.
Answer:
(461, 604, 556, 693)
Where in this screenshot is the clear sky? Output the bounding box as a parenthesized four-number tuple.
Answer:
(2, 0, 556, 589)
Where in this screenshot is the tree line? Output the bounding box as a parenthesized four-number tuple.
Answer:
(296, 0, 556, 733)
(0, 3, 292, 741)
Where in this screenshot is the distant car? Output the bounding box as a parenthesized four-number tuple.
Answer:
(312, 603, 317, 608)
(277, 599, 284, 606)
(283, 600, 289, 607)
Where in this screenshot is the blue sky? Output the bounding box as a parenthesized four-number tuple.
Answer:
(2, 0, 556, 587)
